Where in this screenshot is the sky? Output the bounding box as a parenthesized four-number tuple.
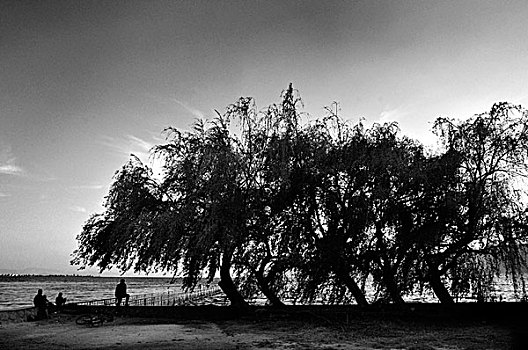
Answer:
(1, 0, 527, 276)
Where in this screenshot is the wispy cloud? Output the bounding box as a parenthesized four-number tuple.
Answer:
(69, 184, 105, 190)
(0, 192, 10, 198)
(127, 135, 153, 153)
(100, 134, 155, 160)
(143, 92, 207, 120)
(70, 205, 87, 213)
(100, 133, 169, 181)
(169, 97, 206, 119)
(378, 105, 409, 124)
(0, 144, 25, 176)
(0, 164, 24, 175)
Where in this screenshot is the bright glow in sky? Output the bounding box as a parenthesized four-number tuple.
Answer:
(1, 0, 527, 276)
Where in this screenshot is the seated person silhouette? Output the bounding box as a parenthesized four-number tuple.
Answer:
(115, 278, 130, 306)
(55, 292, 67, 312)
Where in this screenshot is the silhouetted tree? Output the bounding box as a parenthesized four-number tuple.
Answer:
(72, 87, 528, 307)
(359, 122, 428, 304)
(280, 110, 372, 306)
(227, 85, 306, 307)
(426, 102, 528, 303)
(73, 115, 251, 308)
(71, 157, 177, 274)
(72, 84, 308, 308)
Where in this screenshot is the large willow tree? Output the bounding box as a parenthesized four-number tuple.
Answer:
(426, 102, 528, 303)
(72, 115, 251, 307)
(72, 85, 308, 308)
(72, 86, 528, 307)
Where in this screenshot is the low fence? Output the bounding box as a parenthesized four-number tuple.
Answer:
(71, 285, 224, 307)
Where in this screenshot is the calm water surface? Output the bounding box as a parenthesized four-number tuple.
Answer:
(0, 275, 524, 311)
(0, 275, 183, 311)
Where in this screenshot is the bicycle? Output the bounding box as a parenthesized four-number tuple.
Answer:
(75, 311, 114, 327)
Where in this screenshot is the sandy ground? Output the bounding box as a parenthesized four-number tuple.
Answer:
(0, 311, 525, 350)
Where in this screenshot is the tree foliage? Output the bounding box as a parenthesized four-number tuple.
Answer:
(72, 89, 528, 307)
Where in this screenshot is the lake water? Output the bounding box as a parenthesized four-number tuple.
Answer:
(0, 275, 184, 311)
(0, 274, 525, 311)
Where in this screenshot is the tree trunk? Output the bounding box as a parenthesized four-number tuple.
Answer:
(428, 267, 455, 305)
(381, 265, 405, 305)
(333, 262, 369, 306)
(218, 249, 249, 310)
(256, 274, 285, 307)
(374, 222, 405, 305)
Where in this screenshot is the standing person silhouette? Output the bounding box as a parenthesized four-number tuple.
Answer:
(33, 289, 49, 319)
(115, 278, 130, 307)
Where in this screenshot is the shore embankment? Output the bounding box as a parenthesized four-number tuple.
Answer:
(0, 306, 37, 324)
(66, 301, 528, 323)
(2, 301, 528, 324)
(0, 303, 528, 350)
(1, 302, 527, 349)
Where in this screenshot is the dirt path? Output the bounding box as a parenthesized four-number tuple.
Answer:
(0, 312, 523, 349)
(1, 315, 237, 350)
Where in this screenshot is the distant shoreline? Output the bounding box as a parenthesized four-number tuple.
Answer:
(0, 274, 176, 280)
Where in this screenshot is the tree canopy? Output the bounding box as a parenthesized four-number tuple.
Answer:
(72, 86, 528, 307)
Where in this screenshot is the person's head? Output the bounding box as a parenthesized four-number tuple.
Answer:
(120, 279, 125, 284)
(58, 292, 62, 296)
(37, 289, 42, 295)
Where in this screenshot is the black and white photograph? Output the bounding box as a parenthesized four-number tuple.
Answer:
(1, 0, 528, 348)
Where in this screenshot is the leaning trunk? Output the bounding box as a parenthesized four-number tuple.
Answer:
(218, 249, 249, 310)
(428, 266, 455, 305)
(256, 274, 285, 307)
(333, 261, 369, 306)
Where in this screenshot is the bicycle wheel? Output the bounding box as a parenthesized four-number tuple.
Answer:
(90, 315, 103, 327)
(75, 314, 93, 325)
